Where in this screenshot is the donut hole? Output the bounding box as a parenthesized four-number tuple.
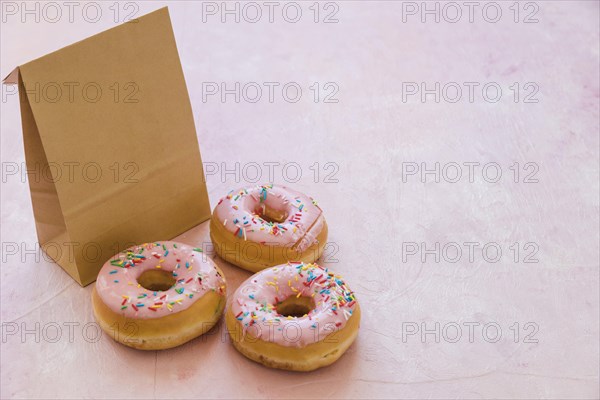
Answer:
(256, 204, 288, 224)
(275, 296, 315, 318)
(137, 270, 176, 292)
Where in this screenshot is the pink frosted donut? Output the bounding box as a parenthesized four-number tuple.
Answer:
(225, 262, 361, 371)
(92, 241, 226, 350)
(210, 184, 328, 272)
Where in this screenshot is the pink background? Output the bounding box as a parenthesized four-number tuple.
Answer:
(1, 1, 599, 398)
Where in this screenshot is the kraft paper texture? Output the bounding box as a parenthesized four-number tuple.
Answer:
(4, 8, 210, 286)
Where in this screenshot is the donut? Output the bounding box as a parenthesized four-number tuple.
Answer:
(92, 241, 226, 350)
(210, 184, 328, 272)
(225, 262, 360, 371)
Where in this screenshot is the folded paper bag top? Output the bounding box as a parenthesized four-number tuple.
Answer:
(3, 7, 210, 286)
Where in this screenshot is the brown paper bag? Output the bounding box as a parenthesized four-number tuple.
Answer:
(2, 7, 210, 286)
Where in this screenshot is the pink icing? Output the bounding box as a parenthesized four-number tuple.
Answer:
(213, 185, 325, 252)
(95, 241, 226, 319)
(229, 262, 358, 347)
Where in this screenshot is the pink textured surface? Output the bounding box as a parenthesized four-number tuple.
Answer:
(1, 1, 599, 399)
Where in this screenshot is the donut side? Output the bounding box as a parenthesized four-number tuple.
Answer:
(210, 215, 328, 272)
(92, 271, 226, 350)
(225, 304, 361, 371)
